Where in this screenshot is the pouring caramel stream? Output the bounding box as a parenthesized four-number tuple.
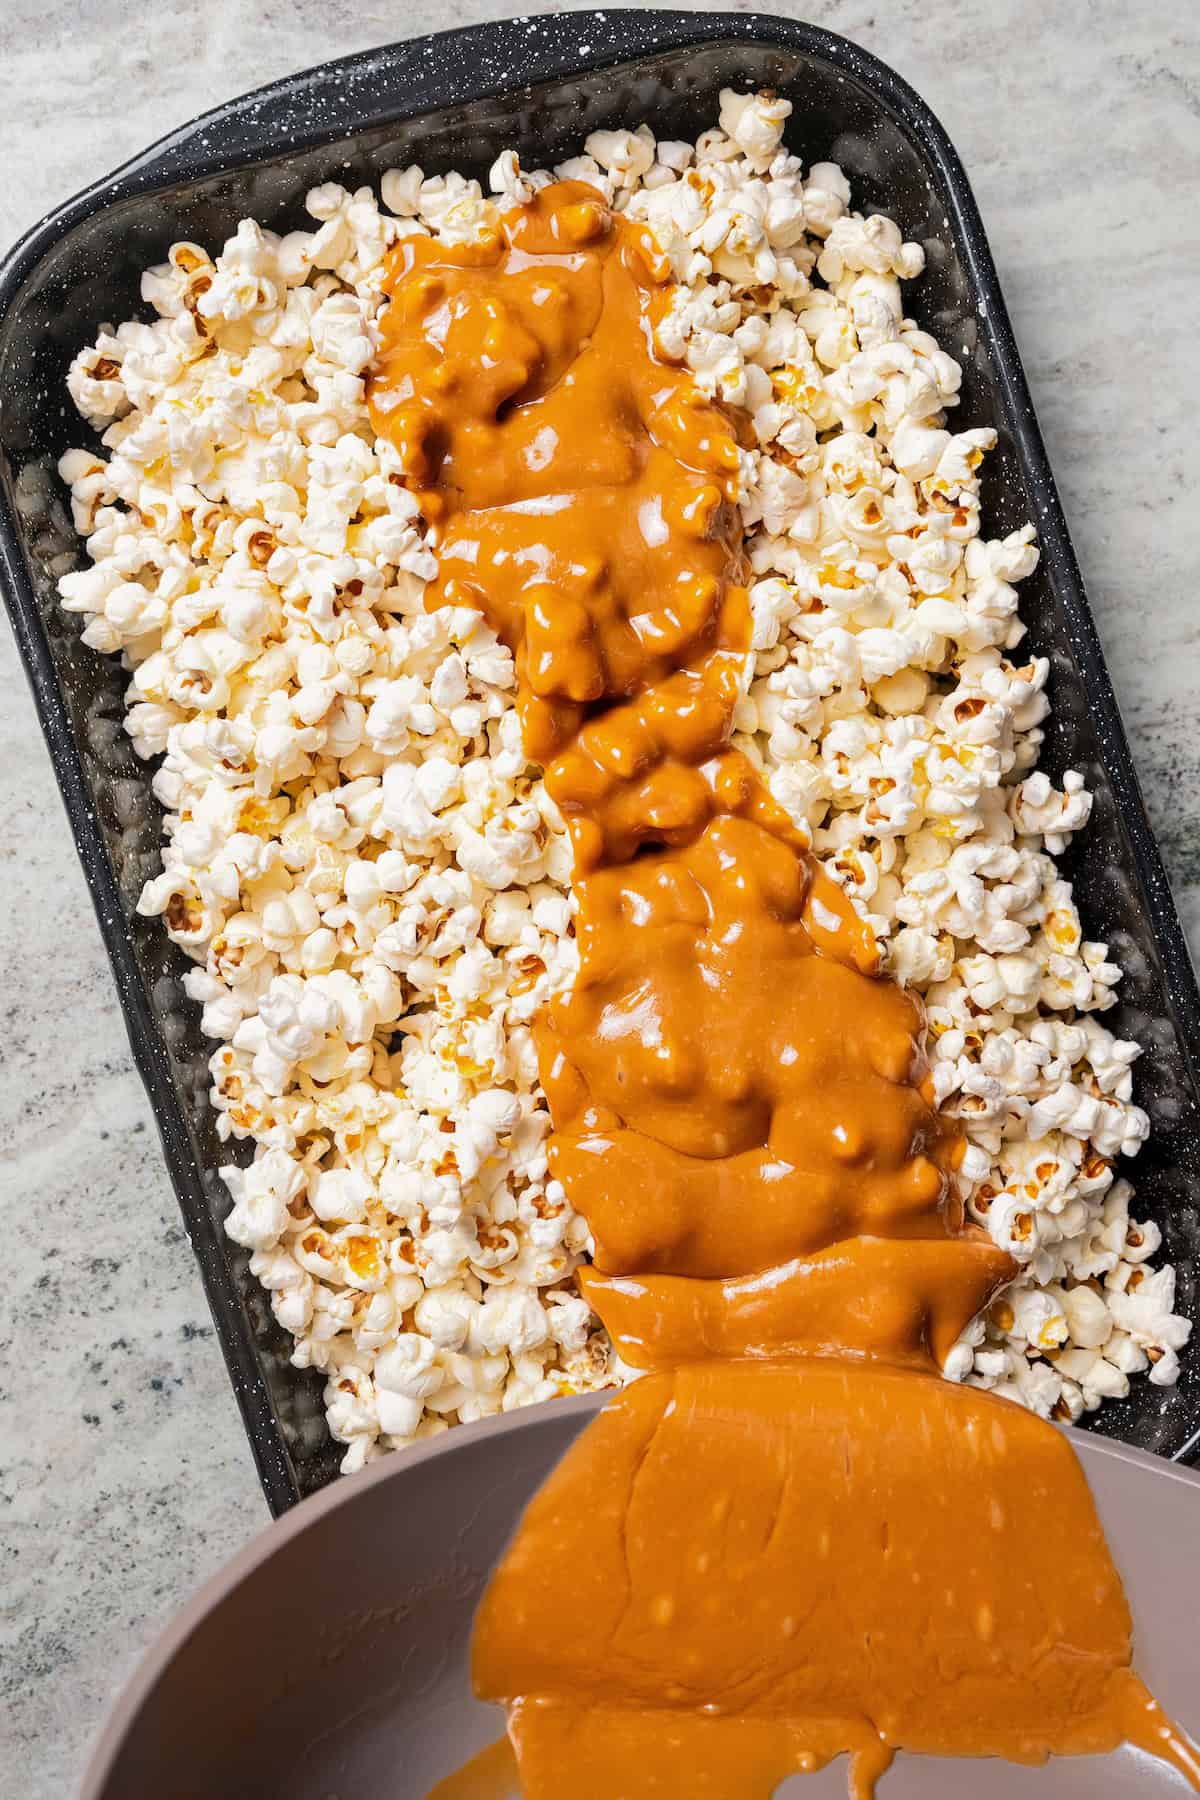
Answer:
(369, 184, 1198, 1796)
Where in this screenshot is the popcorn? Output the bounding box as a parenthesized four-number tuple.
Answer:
(584, 126, 656, 189)
(1010, 768, 1093, 852)
(57, 92, 1186, 1470)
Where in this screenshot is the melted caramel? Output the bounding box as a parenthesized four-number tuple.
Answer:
(369, 183, 988, 1357)
(478, 1366, 1134, 1744)
(581, 1237, 1014, 1371)
(539, 819, 962, 1281)
(369, 184, 1198, 1797)
(479, 1365, 1200, 1796)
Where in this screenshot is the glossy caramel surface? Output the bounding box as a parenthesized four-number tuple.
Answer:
(369, 184, 981, 1368)
(477, 1364, 1195, 1796)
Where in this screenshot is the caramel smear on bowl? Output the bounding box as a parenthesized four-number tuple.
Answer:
(369, 183, 1199, 1798)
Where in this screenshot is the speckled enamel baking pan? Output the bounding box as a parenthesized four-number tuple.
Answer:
(1, 11, 1198, 1513)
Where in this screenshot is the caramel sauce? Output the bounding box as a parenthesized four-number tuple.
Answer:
(424, 1735, 520, 1800)
(368, 184, 1199, 1796)
(581, 1237, 1015, 1372)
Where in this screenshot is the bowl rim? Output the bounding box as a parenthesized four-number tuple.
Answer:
(77, 1391, 606, 1799)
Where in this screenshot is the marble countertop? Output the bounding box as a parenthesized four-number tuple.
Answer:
(1, 1, 1197, 1791)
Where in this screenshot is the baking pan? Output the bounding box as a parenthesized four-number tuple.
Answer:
(1, 10, 1198, 1512)
(81, 1392, 1200, 1797)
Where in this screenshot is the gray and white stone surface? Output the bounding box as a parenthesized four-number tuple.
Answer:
(1, 2, 1196, 1793)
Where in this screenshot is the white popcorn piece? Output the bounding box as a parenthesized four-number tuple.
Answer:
(488, 149, 534, 206)
(716, 88, 792, 169)
(584, 125, 656, 189)
(802, 162, 851, 239)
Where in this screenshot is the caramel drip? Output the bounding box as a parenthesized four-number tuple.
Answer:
(476, 1363, 1185, 1798)
(368, 184, 1199, 1797)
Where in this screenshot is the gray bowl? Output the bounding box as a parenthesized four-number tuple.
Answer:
(82, 1395, 1200, 1799)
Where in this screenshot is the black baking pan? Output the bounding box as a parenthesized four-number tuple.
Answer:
(1, 10, 1198, 1513)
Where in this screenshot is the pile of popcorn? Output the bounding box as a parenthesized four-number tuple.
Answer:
(57, 90, 1189, 1471)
